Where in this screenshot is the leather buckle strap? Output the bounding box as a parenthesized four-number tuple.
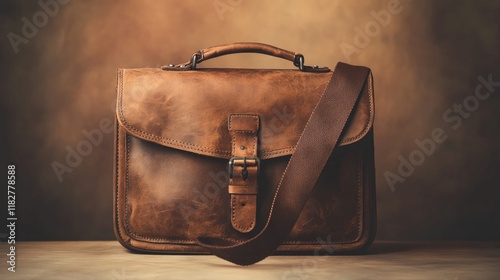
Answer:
(227, 114, 260, 233)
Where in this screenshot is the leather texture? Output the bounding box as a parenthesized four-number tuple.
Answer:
(113, 43, 376, 265)
(116, 70, 373, 159)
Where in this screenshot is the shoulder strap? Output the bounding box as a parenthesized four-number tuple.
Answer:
(197, 62, 371, 265)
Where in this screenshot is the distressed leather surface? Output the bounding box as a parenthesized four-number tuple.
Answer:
(116, 69, 373, 159)
(114, 67, 376, 253)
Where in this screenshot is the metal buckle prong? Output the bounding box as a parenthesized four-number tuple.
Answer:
(228, 157, 260, 180)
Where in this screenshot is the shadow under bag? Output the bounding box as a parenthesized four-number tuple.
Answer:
(113, 42, 376, 265)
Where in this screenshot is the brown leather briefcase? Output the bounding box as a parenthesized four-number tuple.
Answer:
(113, 42, 376, 265)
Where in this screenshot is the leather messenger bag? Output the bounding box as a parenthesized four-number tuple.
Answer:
(114, 42, 376, 265)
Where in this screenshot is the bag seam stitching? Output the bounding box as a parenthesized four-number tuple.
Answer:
(117, 71, 372, 157)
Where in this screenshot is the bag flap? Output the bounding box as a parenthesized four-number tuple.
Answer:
(116, 68, 373, 159)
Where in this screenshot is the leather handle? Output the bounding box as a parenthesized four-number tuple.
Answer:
(199, 42, 298, 64)
(162, 42, 330, 72)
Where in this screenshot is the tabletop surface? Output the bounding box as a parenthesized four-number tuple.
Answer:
(0, 241, 499, 280)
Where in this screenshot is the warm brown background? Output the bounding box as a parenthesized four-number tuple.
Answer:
(0, 0, 499, 241)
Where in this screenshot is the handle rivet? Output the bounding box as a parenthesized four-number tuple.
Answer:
(240, 146, 246, 150)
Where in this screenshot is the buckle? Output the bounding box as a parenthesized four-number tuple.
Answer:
(228, 157, 260, 180)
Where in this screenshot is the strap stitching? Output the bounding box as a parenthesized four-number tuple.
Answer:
(228, 114, 259, 131)
(340, 73, 374, 144)
(229, 114, 259, 232)
(264, 73, 334, 238)
(231, 196, 255, 232)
